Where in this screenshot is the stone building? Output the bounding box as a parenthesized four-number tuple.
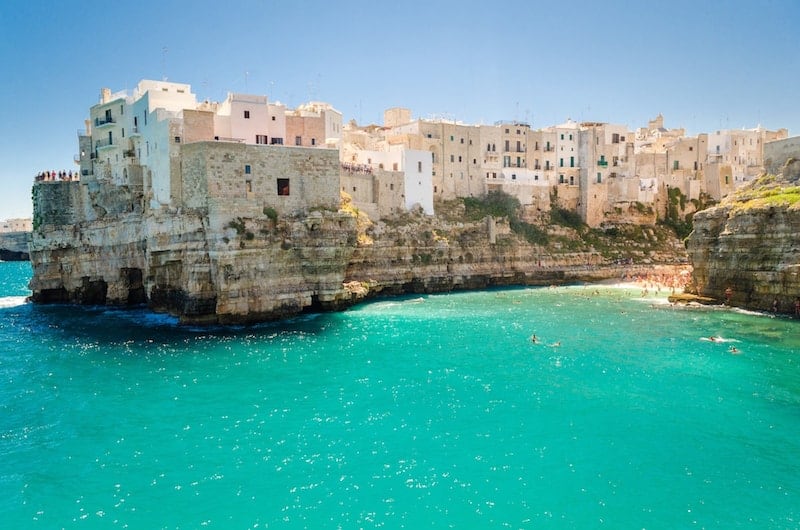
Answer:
(0, 218, 32, 233)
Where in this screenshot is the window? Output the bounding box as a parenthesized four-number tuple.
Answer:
(271, 137, 283, 145)
(560, 134, 564, 140)
(450, 135, 454, 141)
(559, 174, 564, 183)
(516, 141, 521, 152)
(271, 116, 276, 121)
(311, 138, 316, 146)
(174, 136, 181, 143)
(295, 136, 302, 146)
(570, 156, 574, 168)
(689, 146, 693, 151)
(450, 155, 454, 162)
(458, 156, 462, 162)
(277, 178, 290, 196)
(427, 134, 432, 139)
(256, 135, 268, 144)
(673, 160, 679, 170)
(512, 174, 516, 180)
(418, 161, 422, 173)
(245, 165, 251, 174)
(244, 110, 250, 119)
(246, 180, 252, 193)
(612, 133, 620, 144)
(569, 134, 573, 141)
(460, 138, 464, 144)
(390, 183, 394, 190)
(392, 162, 398, 171)
(473, 158, 477, 164)
(559, 158, 564, 167)
(505, 140, 510, 151)
(597, 172, 602, 183)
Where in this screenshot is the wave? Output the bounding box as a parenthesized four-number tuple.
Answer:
(0, 296, 28, 308)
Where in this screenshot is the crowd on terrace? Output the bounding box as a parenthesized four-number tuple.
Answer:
(35, 170, 80, 182)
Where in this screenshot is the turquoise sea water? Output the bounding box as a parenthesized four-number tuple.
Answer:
(1, 261, 799, 529)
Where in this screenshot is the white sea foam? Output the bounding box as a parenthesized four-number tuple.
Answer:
(0, 296, 28, 308)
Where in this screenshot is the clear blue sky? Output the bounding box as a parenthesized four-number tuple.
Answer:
(1, 0, 798, 219)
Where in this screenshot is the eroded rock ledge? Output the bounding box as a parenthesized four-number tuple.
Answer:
(29, 199, 688, 325)
(686, 158, 800, 315)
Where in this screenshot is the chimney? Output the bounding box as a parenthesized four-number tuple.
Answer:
(100, 87, 111, 103)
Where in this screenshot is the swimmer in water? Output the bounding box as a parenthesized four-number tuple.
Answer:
(530, 334, 539, 343)
(729, 346, 741, 354)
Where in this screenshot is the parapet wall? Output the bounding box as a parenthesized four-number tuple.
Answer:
(764, 136, 800, 175)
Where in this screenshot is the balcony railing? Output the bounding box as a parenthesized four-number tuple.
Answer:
(597, 160, 608, 167)
(94, 117, 115, 127)
(95, 139, 114, 149)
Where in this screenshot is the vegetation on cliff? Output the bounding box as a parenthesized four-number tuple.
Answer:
(724, 172, 800, 213)
(661, 187, 716, 240)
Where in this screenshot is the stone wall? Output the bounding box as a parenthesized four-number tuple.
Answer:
(764, 136, 800, 175)
(180, 142, 340, 218)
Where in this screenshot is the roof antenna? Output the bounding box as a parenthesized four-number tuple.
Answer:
(161, 47, 168, 81)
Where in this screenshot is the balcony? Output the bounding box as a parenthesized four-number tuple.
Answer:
(94, 117, 115, 127)
(123, 149, 136, 159)
(95, 138, 114, 149)
(597, 160, 608, 167)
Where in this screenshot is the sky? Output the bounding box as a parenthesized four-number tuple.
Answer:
(1, 0, 798, 219)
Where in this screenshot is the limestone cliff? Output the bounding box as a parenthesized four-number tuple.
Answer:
(29, 179, 688, 325)
(0, 232, 30, 261)
(686, 158, 800, 314)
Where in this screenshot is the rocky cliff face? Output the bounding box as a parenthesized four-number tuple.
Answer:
(0, 232, 30, 261)
(687, 159, 800, 314)
(29, 180, 688, 324)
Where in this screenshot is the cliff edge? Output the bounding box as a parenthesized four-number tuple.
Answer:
(686, 157, 800, 314)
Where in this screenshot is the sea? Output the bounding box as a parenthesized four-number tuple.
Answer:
(1, 260, 799, 529)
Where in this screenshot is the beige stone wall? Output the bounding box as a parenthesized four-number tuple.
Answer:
(286, 114, 326, 147)
(764, 136, 800, 174)
(384, 108, 411, 128)
(180, 142, 340, 220)
(182, 109, 215, 144)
